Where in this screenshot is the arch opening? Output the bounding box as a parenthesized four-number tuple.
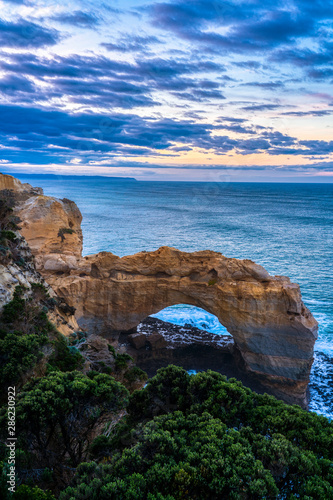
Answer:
(119, 303, 235, 380)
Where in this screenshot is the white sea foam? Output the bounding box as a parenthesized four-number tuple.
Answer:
(308, 351, 333, 419)
(151, 304, 229, 336)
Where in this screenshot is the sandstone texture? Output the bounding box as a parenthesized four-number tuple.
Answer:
(0, 173, 318, 406)
(0, 173, 43, 194)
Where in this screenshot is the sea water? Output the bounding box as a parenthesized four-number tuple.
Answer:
(12, 174, 333, 417)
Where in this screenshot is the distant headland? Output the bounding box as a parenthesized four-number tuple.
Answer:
(6, 173, 138, 182)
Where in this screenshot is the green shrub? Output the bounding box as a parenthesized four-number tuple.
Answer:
(0, 460, 56, 499)
(0, 286, 64, 385)
(57, 228, 75, 242)
(15, 257, 26, 267)
(60, 412, 280, 500)
(1, 286, 26, 324)
(108, 344, 116, 356)
(16, 371, 129, 467)
(97, 361, 112, 375)
(115, 353, 133, 370)
(0, 286, 54, 385)
(124, 366, 148, 383)
(0, 195, 20, 230)
(0, 230, 17, 242)
(48, 334, 84, 372)
(31, 283, 50, 298)
(0, 331, 46, 386)
(60, 367, 333, 500)
(89, 435, 110, 458)
(0, 244, 9, 256)
(13, 485, 55, 499)
(208, 278, 217, 286)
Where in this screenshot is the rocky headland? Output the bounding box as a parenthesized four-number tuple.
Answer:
(0, 173, 318, 407)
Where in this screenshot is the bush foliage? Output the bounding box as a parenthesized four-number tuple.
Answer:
(47, 335, 84, 373)
(15, 371, 129, 468)
(60, 366, 333, 500)
(0, 286, 52, 386)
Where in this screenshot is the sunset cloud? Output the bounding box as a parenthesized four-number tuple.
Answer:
(0, 0, 332, 180)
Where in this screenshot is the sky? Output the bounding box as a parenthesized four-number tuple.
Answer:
(0, 0, 332, 181)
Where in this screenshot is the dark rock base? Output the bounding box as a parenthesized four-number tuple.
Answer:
(108, 317, 275, 398)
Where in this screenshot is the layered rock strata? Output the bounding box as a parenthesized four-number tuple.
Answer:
(0, 173, 318, 406)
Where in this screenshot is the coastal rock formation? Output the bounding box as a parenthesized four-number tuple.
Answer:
(48, 247, 317, 405)
(1, 173, 318, 406)
(18, 195, 83, 271)
(0, 172, 43, 194)
(0, 174, 83, 270)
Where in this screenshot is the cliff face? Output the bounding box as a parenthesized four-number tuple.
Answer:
(0, 173, 318, 406)
(0, 174, 79, 337)
(18, 194, 83, 270)
(0, 236, 79, 338)
(0, 173, 43, 194)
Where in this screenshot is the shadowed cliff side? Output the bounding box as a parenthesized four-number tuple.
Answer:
(0, 173, 318, 407)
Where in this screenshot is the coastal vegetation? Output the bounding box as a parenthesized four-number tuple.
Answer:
(57, 228, 75, 243)
(0, 186, 332, 499)
(2, 344, 333, 499)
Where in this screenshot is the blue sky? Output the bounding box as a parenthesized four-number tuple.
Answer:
(0, 0, 332, 181)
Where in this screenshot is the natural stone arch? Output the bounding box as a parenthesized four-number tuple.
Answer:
(48, 246, 318, 407)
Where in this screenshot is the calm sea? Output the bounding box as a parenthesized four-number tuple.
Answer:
(12, 174, 333, 417)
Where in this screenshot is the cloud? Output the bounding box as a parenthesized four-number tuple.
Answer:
(0, 52, 221, 84)
(0, 102, 331, 166)
(50, 77, 155, 109)
(50, 10, 100, 29)
(148, 0, 322, 53)
(0, 52, 130, 79)
(270, 42, 333, 79)
(241, 103, 282, 111)
(282, 109, 333, 117)
(0, 18, 59, 48)
(243, 81, 285, 89)
(307, 68, 333, 80)
(0, 51, 225, 110)
(0, 74, 36, 95)
(0, 105, 214, 163)
(171, 88, 225, 102)
(148, 1, 256, 32)
(0, 0, 331, 175)
(231, 10, 314, 45)
(101, 35, 161, 54)
(233, 61, 263, 70)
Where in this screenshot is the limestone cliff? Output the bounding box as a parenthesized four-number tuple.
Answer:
(0, 173, 43, 194)
(0, 174, 79, 336)
(0, 173, 318, 406)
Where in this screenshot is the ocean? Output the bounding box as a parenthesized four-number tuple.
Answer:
(11, 174, 333, 417)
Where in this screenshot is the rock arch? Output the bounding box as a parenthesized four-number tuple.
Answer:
(48, 246, 318, 407)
